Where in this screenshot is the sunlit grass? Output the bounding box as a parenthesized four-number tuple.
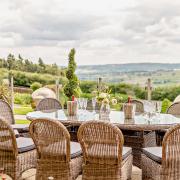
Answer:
(14, 106, 33, 115)
(15, 119, 31, 124)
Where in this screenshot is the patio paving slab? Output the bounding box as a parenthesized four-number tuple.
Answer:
(2, 166, 142, 180)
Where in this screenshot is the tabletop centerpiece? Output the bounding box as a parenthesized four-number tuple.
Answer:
(92, 88, 117, 118)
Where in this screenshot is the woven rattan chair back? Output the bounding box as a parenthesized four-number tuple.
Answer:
(78, 120, 124, 165)
(0, 117, 18, 168)
(131, 99, 144, 113)
(36, 98, 61, 111)
(0, 99, 15, 124)
(166, 102, 180, 115)
(161, 124, 180, 179)
(30, 118, 70, 162)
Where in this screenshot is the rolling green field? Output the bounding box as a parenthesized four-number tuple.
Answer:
(77, 65, 180, 87)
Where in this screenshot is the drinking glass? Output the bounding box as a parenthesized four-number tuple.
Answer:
(83, 98, 88, 111)
(92, 97, 96, 113)
(144, 101, 155, 123)
(77, 98, 84, 110)
(156, 101, 162, 114)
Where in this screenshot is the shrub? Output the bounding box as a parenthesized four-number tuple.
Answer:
(30, 82, 42, 91)
(133, 86, 146, 99)
(14, 93, 32, 105)
(161, 98, 172, 113)
(81, 93, 93, 100)
(11, 70, 68, 87)
(80, 81, 97, 93)
(64, 49, 81, 98)
(59, 90, 68, 108)
(109, 83, 133, 94)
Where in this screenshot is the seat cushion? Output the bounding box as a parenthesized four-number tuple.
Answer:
(122, 147, 132, 160)
(40, 141, 82, 159)
(70, 142, 82, 159)
(87, 144, 132, 164)
(14, 129, 20, 138)
(143, 147, 162, 163)
(11, 124, 29, 133)
(16, 137, 35, 153)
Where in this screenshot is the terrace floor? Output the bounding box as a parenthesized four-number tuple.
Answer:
(3, 166, 142, 180)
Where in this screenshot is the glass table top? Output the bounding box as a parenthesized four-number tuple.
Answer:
(26, 109, 180, 126)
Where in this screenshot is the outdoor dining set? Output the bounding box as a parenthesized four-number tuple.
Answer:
(0, 98, 180, 179)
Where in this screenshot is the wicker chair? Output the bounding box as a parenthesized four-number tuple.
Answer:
(29, 118, 83, 180)
(121, 99, 144, 113)
(0, 99, 15, 124)
(0, 117, 36, 180)
(36, 98, 61, 111)
(78, 120, 133, 180)
(167, 101, 180, 115)
(0, 99, 29, 137)
(130, 99, 144, 113)
(142, 124, 180, 180)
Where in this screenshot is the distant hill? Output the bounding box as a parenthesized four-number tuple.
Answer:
(77, 63, 180, 74)
(76, 63, 180, 85)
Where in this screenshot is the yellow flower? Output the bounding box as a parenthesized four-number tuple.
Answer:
(102, 98, 109, 104)
(99, 93, 107, 99)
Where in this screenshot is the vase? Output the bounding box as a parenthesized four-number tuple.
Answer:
(100, 103, 111, 120)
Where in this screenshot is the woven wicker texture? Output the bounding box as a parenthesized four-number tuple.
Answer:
(78, 120, 132, 180)
(29, 118, 82, 180)
(36, 98, 61, 111)
(130, 99, 144, 113)
(0, 99, 15, 124)
(121, 99, 144, 113)
(0, 118, 36, 180)
(167, 102, 180, 115)
(142, 124, 180, 180)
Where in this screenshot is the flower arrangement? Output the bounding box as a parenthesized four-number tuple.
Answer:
(92, 90, 117, 106)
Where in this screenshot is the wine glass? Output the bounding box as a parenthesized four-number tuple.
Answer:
(156, 101, 162, 114)
(144, 101, 155, 123)
(92, 97, 96, 114)
(79, 98, 84, 110)
(77, 98, 83, 115)
(83, 98, 88, 111)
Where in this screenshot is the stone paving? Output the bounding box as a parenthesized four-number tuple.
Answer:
(3, 166, 142, 180)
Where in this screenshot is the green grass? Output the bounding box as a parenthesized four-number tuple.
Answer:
(14, 106, 33, 115)
(15, 119, 30, 124)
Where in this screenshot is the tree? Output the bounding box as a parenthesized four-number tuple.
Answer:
(7, 54, 15, 70)
(64, 48, 81, 98)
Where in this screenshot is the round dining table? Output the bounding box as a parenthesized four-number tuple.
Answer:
(26, 109, 180, 168)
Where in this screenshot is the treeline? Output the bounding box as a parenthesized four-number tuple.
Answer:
(80, 81, 180, 101)
(0, 54, 65, 76)
(0, 68, 68, 87)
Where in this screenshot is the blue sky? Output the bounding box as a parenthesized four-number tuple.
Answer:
(0, 0, 180, 65)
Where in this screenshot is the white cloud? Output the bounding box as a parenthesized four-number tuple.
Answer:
(0, 0, 180, 65)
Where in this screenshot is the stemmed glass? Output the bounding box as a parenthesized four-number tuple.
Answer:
(92, 97, 96, 114)
(80, 98, 87, 118)
(156, 101, 162, 115)
(144, 101, 155, 124)
(83, 98, 88, 111)
(77, 98, 84, 114)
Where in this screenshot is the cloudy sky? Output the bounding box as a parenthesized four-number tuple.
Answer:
(0, 0, 180, 66)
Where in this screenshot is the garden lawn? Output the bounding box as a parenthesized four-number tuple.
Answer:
(14, 106, 33, 115)
(15, 119, 30, 124)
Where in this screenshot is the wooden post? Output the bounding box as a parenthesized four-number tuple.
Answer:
(97, 77, 102, 92)
(55, 79, 59, 100)
(10, 76, 14, 110)
(146, 78, 152, 101)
